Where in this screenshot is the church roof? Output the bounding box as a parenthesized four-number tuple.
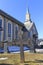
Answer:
(0, 9, 24, 27)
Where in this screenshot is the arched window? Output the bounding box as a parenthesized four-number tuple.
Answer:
(0, 19, 2, 31)
(4, 18, 6, 40)
(8, 23, 11, 37)
(0, 18, 2, 41)
(15, 25, 18, 39)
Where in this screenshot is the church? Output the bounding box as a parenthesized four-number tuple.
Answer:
(0, 10, 38, 48)
(0, 9, 38, 61)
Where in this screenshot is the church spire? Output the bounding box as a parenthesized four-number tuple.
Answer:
(25, 8, 30, 21)
(27, 8, 29, 14)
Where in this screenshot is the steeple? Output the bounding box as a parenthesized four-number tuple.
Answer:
(24, 7, 32, 30)
(25, 8, 30, 21)
(27, 8, 29, 14)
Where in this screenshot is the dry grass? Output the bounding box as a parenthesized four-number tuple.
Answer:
(0, 52, 43, 65)
(0, 53, 20, 65)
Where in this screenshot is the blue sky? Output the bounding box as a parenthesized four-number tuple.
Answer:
(0, 0, 43, 39)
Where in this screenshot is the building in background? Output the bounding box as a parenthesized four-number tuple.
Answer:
(35, 39, 43, 53)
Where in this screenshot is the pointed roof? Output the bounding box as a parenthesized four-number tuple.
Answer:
(26, 8, 29, 14)
(25, 7, 30, 22)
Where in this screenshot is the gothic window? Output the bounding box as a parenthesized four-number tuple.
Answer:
(8, 23, 11, 37)
(4, 18, 6, 40)
(15, 26, 18, 39)
(0, 19, 2, 41)
(0, 19, 2, 30)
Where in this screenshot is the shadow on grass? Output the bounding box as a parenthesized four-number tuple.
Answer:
(24, 64, 29, 65)
(35, 59, 43, 63)
(24, 60, 43, 63)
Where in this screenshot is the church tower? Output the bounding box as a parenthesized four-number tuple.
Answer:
(24, 8, 32, 28)
(25, 8, 30, 22)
